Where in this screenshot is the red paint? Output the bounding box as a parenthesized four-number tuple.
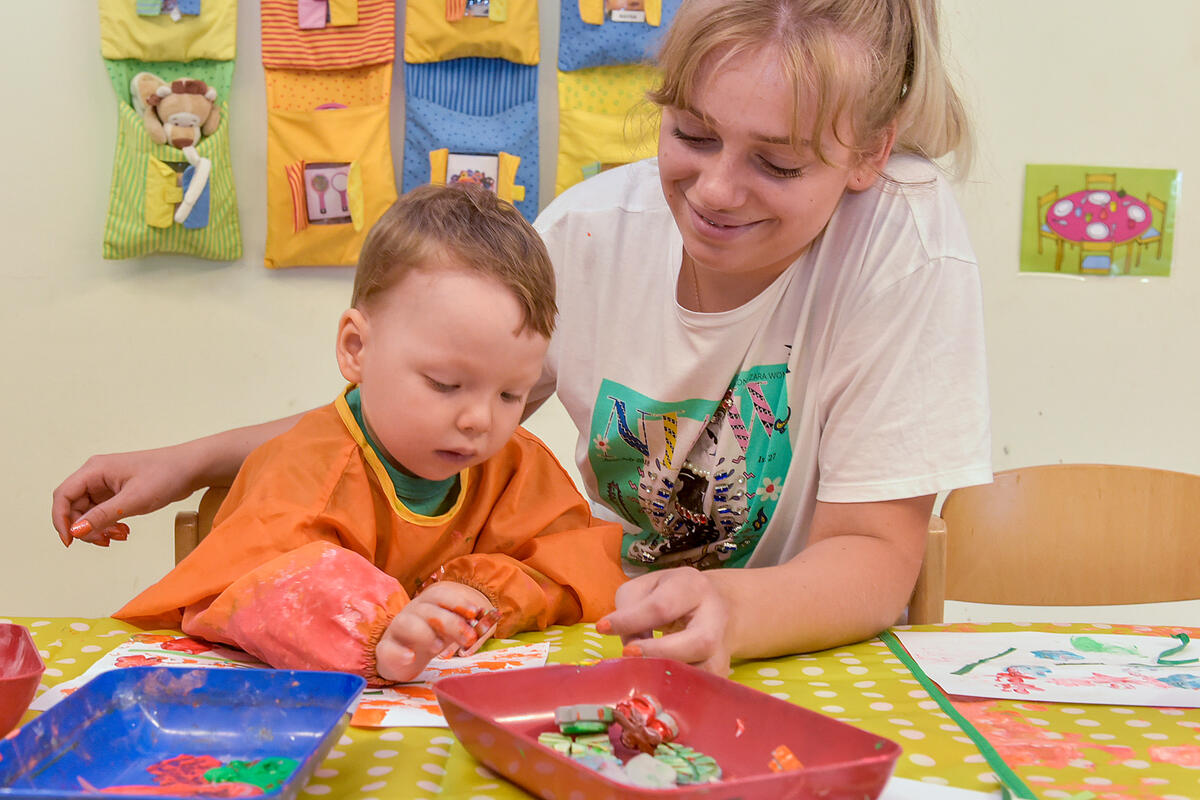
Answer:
(161, 638, 212, 655)
(1149, 745, 1200, 766)
(954, 700, 1134, 769)
(427, 616, 476, 647)
(97, 782, 262, 796)
(69, 518, 92, 538)
(147, 754, 222, 784)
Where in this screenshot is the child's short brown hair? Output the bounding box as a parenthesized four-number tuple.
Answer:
(352, 185, 557, 337)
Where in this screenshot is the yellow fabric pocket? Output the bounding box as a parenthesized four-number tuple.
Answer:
(104, 102, 241, 260)
(265, 99, 398, 268)
(555, 65, 660, 196)
(404, 0, 538, 65)
(144, 157, 185, 228)
(429, 149, 526, 204)
(100, 0, 237, 62)
(265, 64, 393, 112)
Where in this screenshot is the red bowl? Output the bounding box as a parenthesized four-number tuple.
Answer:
(0, 624, 44, 737)
(434, 657, 899, 799)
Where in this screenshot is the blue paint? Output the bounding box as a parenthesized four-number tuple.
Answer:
(1031, 650, 1085, 663)
(1158, 674, 1200, 690)
(1007, 665, 1052, 678)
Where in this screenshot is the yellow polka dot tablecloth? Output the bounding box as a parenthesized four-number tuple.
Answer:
(6, 618, 1200, 799)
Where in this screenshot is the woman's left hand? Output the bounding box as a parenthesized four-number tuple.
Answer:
(597, 566, 733, 676)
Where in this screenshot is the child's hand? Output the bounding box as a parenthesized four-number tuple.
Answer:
(375, 582, 498, 683)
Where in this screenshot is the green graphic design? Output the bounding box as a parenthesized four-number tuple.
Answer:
(589, 366, 792, 569)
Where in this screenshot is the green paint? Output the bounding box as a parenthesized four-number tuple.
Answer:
(205, 757, 299, 791)
(881, 631, 1038, 800)
(1156, 633, 1199, 666)
(1070, 636, 1141, 656)
(952, 647, 1016, 675)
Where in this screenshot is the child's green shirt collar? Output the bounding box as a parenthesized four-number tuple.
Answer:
(344, 386, 460, 516)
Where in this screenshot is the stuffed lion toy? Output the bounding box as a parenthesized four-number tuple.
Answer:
(131, 72, 220, 224)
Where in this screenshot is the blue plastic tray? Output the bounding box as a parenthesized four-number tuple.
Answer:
(0, 666, 365, 799)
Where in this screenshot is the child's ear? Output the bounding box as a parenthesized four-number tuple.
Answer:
(335, 308, 368, 383)
(847, 122, 898, 191)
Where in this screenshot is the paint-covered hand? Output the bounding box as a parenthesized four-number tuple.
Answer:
(375, 582, 497, 683)
(597, 567, 733, 677)
(51, 447, 201, 549)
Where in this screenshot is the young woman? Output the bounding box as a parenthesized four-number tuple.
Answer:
(53, 0, 990, 675)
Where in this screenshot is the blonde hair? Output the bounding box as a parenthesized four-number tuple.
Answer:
(352, 185, 557, 337)
(650, 0, 971, 175)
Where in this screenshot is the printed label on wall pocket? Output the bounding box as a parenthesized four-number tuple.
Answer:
(446, 153, 499, 193)
(305, 162, 353, 224)
(607, 0, 646, 23)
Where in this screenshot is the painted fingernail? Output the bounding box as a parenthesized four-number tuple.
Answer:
(106, 524, 130, 541)
(595, 618, 613, 634)
(69, 518, 93, 539)
(623, 643, 643, 658)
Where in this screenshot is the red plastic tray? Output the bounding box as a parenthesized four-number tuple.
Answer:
(434, 657, 899, 799)
(0, 625, 43, 737)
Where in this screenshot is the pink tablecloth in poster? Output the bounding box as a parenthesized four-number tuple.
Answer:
(1045, 189, 1152, 244)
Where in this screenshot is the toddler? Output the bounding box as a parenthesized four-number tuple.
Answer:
(116, 185, 628, 683)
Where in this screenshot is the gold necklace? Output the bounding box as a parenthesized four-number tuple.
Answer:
(688, 255, 704, 312)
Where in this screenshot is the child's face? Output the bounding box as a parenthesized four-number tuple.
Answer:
(337, 261, 549, 481)
(657, 46, 890, 287)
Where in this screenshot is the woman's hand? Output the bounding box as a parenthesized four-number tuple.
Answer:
(50, 448, 202, 548)
(375, 582, 497, 683)
(50, 413, 308, 549)
(597, 567, 733, 676)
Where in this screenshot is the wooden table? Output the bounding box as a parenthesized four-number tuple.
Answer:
(8, 617, 1200, 799)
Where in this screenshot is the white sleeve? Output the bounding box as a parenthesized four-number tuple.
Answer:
(815, 257, 993, 502)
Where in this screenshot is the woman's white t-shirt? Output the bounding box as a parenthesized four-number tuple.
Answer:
(531, 155, 991, 571)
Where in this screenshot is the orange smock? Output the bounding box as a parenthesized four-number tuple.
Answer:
(115, 391, 627, 683)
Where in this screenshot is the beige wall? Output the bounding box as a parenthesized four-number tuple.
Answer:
(3, 1, 1197, 617)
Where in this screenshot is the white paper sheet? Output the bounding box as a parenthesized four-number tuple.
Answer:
(893, 630, 1200, 706)
(31, 633, 550, 727)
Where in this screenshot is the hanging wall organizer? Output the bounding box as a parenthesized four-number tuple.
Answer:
(553, 0, 680, 196)
(99, 0, 241, 260)
(260, 0, 398, 268)
(403, 0, 539, 220)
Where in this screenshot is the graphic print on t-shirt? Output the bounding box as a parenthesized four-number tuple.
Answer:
(589, 365, 793, 569)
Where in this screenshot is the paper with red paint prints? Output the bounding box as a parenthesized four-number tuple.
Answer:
(30, 633, 266, 711)
(30, 633, 550, 728)
(894, 630, 1200, 706)
(351, 642, 550, 727)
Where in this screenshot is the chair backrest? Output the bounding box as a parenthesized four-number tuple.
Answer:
(1146, 192, 1167, 218)
(1085, 172, 1117, 190)
(173, 485, 231, 564)
(1036, 185, 1058, 213)
(939, 464, 1200, 608)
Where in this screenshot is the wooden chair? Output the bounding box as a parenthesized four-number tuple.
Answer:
(1035, 185, 1065, 271)
(174, 486, 230, 564)
(1077, 239, 1115, 274)
(1134, 193, 1167, 267)
(1084, 172, 1117, 190)
(908, 464, 1200, 624)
